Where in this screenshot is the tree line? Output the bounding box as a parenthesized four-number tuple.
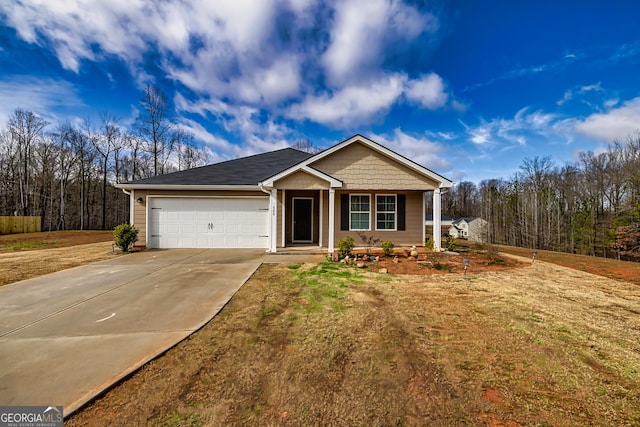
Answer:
(2, 83, 638, 262)
(0, 86, 210, 231)
(443, 134, 640, 261)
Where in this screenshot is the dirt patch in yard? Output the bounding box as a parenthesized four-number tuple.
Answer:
(497, 244, 640, 286)
(0, 231, 118, 286)
(67, 260, 640, 426)
(361, 248, 525, 275)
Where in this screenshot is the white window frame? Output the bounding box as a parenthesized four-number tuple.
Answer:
(349, 193, 371, 231)
(375, 194, 397, 231)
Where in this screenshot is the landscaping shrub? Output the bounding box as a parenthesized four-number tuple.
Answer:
(381, 240, 394, 256)
(113, 223, 138, 253)
(424, 238, 434, 251)
(445, 236, 457, 251)
(337, 236, 354, 259)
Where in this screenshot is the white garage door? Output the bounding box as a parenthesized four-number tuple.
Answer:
(148, 197, 269, 249)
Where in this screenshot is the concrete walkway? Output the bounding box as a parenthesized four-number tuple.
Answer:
(0, 249, 268, 416)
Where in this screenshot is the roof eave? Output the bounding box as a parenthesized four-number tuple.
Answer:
(114, 184, 262, 191)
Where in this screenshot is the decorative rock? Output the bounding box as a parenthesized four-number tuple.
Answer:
(356, 262, 366, 268)
(392, 256, 399, 264)
(378, 268, 388, 274)
(362, 255, 369, 261)
(408, 256, 416, 261)
(410, 245, 419, 258)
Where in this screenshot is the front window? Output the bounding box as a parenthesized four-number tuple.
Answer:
(350, 195, 370, 230)
(376, 195, 396, 230)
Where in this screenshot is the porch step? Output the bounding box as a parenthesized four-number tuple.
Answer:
(273, 248, 327, 255)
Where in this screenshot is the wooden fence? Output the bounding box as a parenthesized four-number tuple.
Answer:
(0, 216, 41, 234)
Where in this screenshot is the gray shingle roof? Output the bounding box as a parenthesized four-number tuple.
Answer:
(122, 148, 313, 186)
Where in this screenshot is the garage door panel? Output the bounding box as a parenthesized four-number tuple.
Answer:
(239, 224, 254, 233)
(148, 197, 269, 249)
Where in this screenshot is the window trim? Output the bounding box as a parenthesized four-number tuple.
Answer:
(375, 194, 397, 231)
(349, 193, 371, 231)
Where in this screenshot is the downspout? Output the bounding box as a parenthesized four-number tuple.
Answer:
(120, 188, 134, 225)
(259, 184, 276, 253)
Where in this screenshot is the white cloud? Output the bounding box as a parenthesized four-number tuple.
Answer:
(404, 73, 448, 109)
(464, 107, 573, 147)
(175, 93, 295, 157)
(557, 82, 602, 106)
(0, 0, 452, 147)
(469, 124, 491, 145)
(371, 128, 449, 172)
(288, 73, 406, 127)
(574, 97, 640, 142)
(321, 0, 436, 85)
(288, 71, 455, 128)
(177, 118, 236, 153)
(0, 76, 84, 127)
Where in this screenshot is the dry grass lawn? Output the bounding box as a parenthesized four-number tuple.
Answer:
(67, 258, 640, 426)
(3, 232, 639, 424)
(0, 231, 116, 286)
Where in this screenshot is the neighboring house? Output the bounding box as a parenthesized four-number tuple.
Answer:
(116, 134, 453, 253)
(425, 214, 454, 228)
(448, 217, 489, 242)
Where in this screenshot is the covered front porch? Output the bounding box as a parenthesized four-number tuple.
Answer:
(264, 187, 445, 254)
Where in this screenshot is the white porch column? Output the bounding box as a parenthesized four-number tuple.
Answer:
(328, 188, 335, 253)
(422, 191, 426, 245)
(281, 189, 286, 248)
(319, 190, 323, 248)
(433, 188, 442, 251)
(270, 188, 278, 252)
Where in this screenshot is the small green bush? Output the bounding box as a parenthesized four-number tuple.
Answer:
(113, 223, 139, 253)
(434, 262, 451, 271)
(445, 235, 457, 251)
(424, 238, 434, 251)
(381, 240, 394, 256)
(337, 236, 354, 259)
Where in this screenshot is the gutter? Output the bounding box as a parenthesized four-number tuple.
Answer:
(114, 184, 261, 191)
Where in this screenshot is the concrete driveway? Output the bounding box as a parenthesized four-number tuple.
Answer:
(0, 249, 267, 416)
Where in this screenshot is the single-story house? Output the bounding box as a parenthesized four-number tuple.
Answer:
(425, 213, 454, 242)
(116, 134, 453, 253)
(425, 214, 454, 227)
(448, 217, 489, 243)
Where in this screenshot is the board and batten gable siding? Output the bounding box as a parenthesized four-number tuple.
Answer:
(310, 142, 440, 190)
(332, 190, 424, 246)
(274, 170, 329, 190)
(131, 189, 267, 245)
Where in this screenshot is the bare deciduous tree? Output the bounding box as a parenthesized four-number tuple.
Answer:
(8, 109, 48, 216)
(136, 85, 176, 176)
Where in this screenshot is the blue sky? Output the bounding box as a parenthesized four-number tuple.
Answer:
(1, 0, 639, 184)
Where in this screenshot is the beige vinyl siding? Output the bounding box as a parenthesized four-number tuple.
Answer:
(311, 142, 440, 190)
(333, 190, 424, 246)
(275, 170, 329, 190)
(130, 189, 267, 246)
